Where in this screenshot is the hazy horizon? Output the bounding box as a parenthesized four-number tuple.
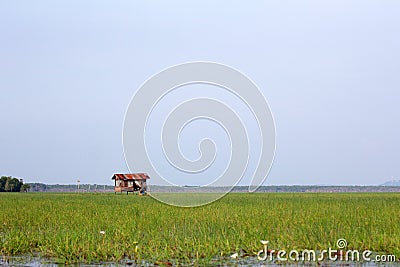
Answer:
(23, 181, 400, 186)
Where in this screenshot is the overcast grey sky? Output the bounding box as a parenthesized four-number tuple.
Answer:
(1, 1, 399, 185)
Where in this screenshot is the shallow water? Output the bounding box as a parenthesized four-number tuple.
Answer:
(1, 254, 399, 267)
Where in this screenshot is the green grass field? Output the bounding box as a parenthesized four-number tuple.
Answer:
(0, 193, 399, 265)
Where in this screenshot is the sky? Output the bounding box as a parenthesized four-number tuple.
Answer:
(0, 1, 399, 186)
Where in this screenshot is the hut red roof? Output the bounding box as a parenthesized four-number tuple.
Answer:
(112, 173, 150, 180)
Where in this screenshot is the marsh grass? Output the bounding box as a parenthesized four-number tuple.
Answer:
(0, 193, 399, 265)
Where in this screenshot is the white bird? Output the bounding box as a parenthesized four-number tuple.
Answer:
(230, 252, 239, 259)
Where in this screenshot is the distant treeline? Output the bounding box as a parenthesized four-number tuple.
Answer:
(27, 183, 114, 192)
(233, 185, 400, 193)
(3, 180, 399, 193)
(0, 176, 30, 192)
(148, 185, 400, 193)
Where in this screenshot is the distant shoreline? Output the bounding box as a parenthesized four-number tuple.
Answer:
(24, 183, 400, 193)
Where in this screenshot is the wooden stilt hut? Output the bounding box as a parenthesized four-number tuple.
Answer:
(112, 173, 149, 195)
